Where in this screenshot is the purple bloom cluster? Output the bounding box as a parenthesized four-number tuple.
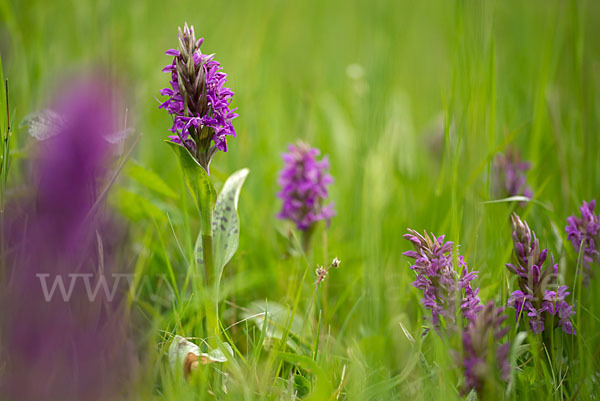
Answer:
(1, 79, 136, 401)
(506, 213, 576, 335)
(403, 229, 483, 329)
(462, 302, 510, 396)
(277, 142, 335, 231)
(493, 149, 533, 199)
(566, 200, 600, 273)
(160, 23, 238, 170)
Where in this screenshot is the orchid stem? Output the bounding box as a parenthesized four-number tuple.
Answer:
(201, 232, 219, 347)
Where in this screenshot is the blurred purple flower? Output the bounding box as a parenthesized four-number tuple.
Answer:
(566, 199, 600, 275)
(493, 149, 533, 199)
(0, 79, 137, 401)
(277, 142, 335, 231)
(403, 229, 483, 329)
(506, 213, 576, 335)
(160, 23, 238, 171)
(461, 302, 510, 396)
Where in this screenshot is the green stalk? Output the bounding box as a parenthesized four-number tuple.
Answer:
(1, 79, 10, 211)
(202, 233, 214, 289)
(202, 229, 219, 347)
(168, 140, 219, 347)
(321, 230, 328, 322)
(301, 224, 315, 254)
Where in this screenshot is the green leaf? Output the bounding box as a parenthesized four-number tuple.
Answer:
(278, 352, 333, 397)
(195, 229, 205, 265)
(166, 141, 215, 235)
(481, 195, 530, 204)
(113, 188, 166, 222)
(481, 195, 552, 210)
(293, 373, 311, 397)
(241, 300, 305, 352)
(126, 162, 179, 199)
(194, 168, 249, 272)
(212, 168, 249, 272)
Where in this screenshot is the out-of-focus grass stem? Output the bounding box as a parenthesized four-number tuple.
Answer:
(1, 78, 11, 212)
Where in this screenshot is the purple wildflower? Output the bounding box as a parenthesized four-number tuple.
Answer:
(403, 229, 483, 329)
(566, 200, 600, 275)
(462, 302, 510, 396)
(506, 213, 576, 335)
(277, 142, 335, 232)
(0, 79, 136, 401)
(493, 149, 533, 199)
(160, 23, 238, 171)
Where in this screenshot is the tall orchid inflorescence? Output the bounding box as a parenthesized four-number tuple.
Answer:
(566, 199, 599, 275)
(461, 302, 510, 397)
(1, 79, 136, 401)
(493, 149, 533, 200)
(160, 23, 238, 172)
(160, 24, 250, 350)
(277, 142, 335, 233)
(403, 230, 483, 330)
(506, 213, 576, 335)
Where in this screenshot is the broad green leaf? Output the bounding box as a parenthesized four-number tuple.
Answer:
(194, 168, 249, 272)
(241, 300, 305, 352)
(126, 162, 178, 199)
(166, 141, 215, 235)
(212, 168, 249, 272)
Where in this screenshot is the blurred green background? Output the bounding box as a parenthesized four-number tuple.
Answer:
(2, 0, 600, 399)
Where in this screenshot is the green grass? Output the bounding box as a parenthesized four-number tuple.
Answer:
(1, 0, 600, 399)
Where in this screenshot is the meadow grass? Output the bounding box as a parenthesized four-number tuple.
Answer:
(1, 0, 600, 399)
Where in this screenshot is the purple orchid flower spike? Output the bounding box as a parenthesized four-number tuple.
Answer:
(403, 229, 483, 330)
(0, 79, 136, 401)
(493, 149, 533, 201)
(506, 213, 576, 335)
(461, 302, 511, 396)
(566, 199, 600, 279)
(160, 23, 238, 172)
(277, 141, 335, 249)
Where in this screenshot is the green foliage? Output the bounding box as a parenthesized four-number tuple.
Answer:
(241, 300, 306, 352)
(211, 168, 249, 275)
(166, 140, 216, 236)
(127, 161, 179, 200)
(193, 167, 249, 296)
